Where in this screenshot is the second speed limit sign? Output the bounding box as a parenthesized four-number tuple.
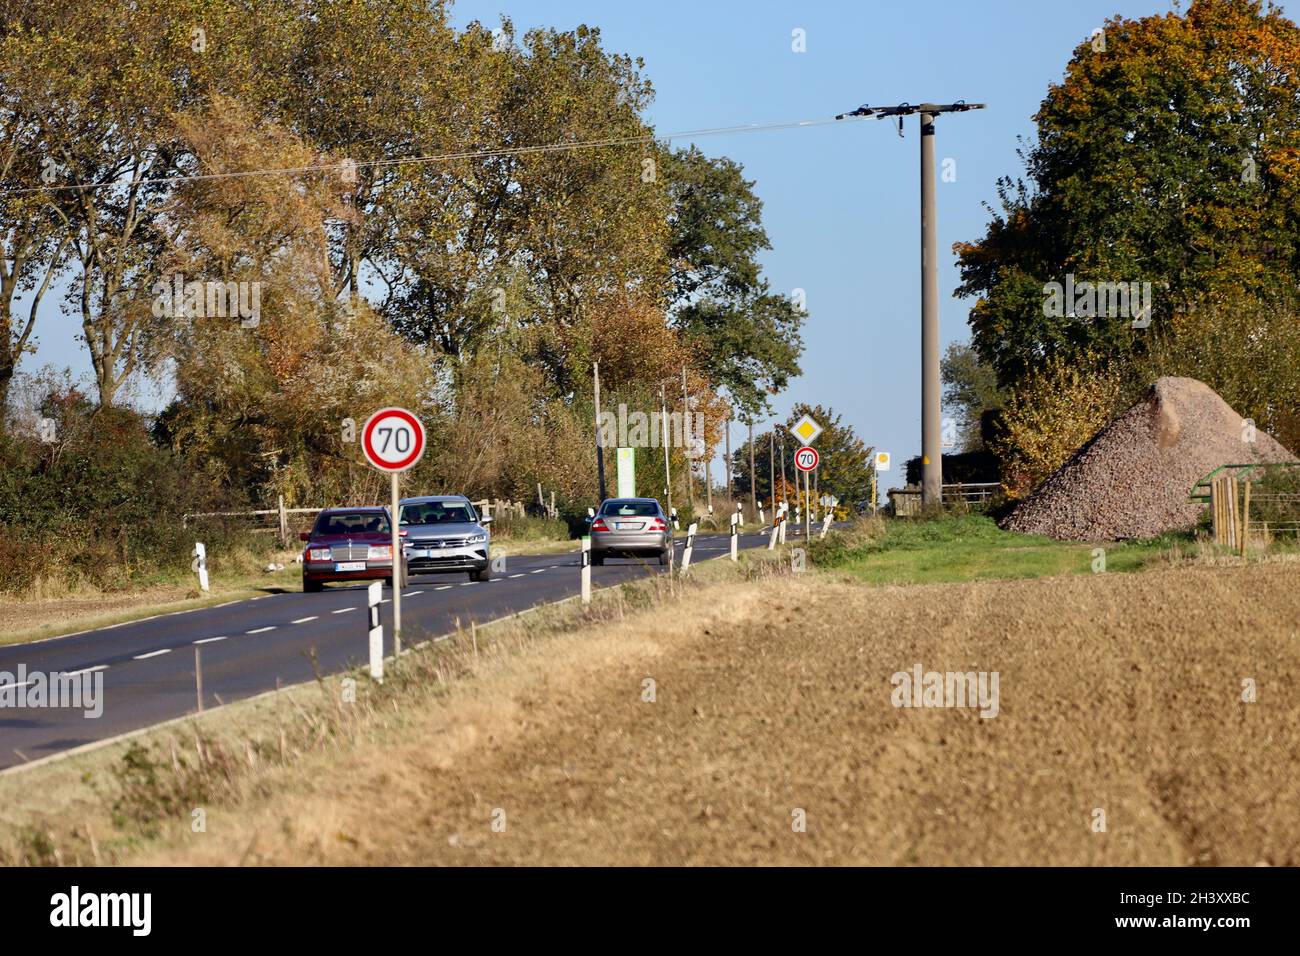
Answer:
(361, 407, 426, 472)
(795, 446, 819, 472)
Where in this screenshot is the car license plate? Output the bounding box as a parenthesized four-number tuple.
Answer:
(616, 522, 640, 530)
(334, 561, 366, 572)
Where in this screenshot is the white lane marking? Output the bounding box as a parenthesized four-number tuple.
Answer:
(67, 665, 108, 677)
(530, 568, 545, 573)
(460, 582, 474, 587)
(193, 636, 227, 645)
(133, 648, 171, 660)
(332, 607, 357, 614)
(403, 590, 422, 597)
(2, 680, 33, 689)
(508, 573, 525, 579)
(212, 601, 239, 609)
(291, 616, 318, 624)
(435, 585, 452, 591)
(246, 626, 276, 634)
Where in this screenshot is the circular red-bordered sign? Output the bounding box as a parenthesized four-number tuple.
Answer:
(794, 445, 819, 472)
(361, 407, 426, 472)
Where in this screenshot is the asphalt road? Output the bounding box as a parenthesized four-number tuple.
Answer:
(0, 527, 808, 771)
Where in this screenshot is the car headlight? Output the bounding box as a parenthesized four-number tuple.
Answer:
(467, 533, 487, 544)
(308, 547, 332, 561)
(367, 545, 393, 560)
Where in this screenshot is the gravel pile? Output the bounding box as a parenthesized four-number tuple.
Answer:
(1002, 376, 1297, 541)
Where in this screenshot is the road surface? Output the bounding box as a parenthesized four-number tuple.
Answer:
(0, 528, 801, 770)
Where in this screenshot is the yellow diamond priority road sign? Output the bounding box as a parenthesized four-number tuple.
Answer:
(791, 413, 823, 445)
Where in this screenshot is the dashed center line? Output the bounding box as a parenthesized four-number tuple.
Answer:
(435, 585, 452, 591)
(508, 573, 525, 578)
(193, 636, 227, 645)
(291, 616, 318, 624)
(246, 626, 276, 634)
(67, 665, 108, 677)
(133, 649, 171, 660)
(530, 568, 545, 573)
(332, 607, 357, 614)
(402, 590, 422, 597)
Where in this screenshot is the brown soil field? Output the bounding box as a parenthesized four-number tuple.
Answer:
(134, 562, 1300, 866)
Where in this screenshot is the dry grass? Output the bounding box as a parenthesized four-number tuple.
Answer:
(4, 547, 1299, 866)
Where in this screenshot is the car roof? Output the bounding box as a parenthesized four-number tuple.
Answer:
(320, 505, 388, 513)
(399, 495, 471, 504)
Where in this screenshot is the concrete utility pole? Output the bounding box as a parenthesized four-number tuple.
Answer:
(724, 413, 732, 506)
(837, 101, 985, 509)
(661, 384, 672, 516)
(769, 430, 775, 518)
(682, 365, 694, 509)
(748, 418, 757, 519)
(593, 361, 607, 502)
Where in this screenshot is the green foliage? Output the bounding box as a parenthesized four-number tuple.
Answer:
(941, 341, 1004, 450)
(734, 404, 874, 506)
(956, 0, 1300, 388)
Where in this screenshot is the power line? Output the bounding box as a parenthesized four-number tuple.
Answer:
(3, 113, 869, 197)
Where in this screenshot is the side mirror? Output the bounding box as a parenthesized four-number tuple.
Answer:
(298, 531, 310, 542)
(587, 507, 595, 518)
(480, 516, 492, 526)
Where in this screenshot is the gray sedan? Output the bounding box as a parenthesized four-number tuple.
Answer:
(589, 497, 672, 565)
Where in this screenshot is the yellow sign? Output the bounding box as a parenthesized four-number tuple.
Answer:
(791, 413, 823, 445)
(875, 451, 891, 472)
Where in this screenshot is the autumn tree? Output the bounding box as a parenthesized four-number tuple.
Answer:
(956, 0, 1300, 388)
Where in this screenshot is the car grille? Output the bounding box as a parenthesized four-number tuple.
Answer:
(409, 536, 471, 549)
(330, 544, 370, 561)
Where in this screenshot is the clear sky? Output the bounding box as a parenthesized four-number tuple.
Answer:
(22, 0, 1292, 491)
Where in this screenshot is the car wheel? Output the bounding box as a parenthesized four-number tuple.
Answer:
(592, 553, 605, 566)
(657, 548, 669, 566)
(303, 577, 323, 593)
(469, 567, 490, 582)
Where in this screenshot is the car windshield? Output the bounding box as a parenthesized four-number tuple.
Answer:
(401, 502, 476, 525)
(601, 501, 659, 517)
(318, 511, 389, 534)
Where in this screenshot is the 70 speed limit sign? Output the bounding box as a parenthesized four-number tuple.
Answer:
(362, 407, 426, 472)
(795, 446, 819, 472)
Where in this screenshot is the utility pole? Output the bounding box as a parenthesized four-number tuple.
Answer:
(747, 418, 757, 520)
(779, 429, 787, 507)
(769, 430, 775, 518)
(837, 101, 985, 509)
(660, 384, 672, 516)
(593, 361, 607, 502)
(682, 365, 694, 510)
(724, 412, 732, 507)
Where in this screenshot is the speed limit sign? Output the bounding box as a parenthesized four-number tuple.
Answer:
(795, 446, 819, 472)
(361, 407, 426, 472)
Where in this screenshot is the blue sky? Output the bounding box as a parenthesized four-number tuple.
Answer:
(22, 0, 1293, 492)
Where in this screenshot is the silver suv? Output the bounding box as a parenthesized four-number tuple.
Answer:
(398, 495, 492, 582)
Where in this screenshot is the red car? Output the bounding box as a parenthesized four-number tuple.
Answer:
(300, 506, 409, 592)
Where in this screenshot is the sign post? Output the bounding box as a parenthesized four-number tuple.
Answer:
(730, 510, 739, 561)
(795, 445, 818, 542)
(361, 407, 426, 657)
